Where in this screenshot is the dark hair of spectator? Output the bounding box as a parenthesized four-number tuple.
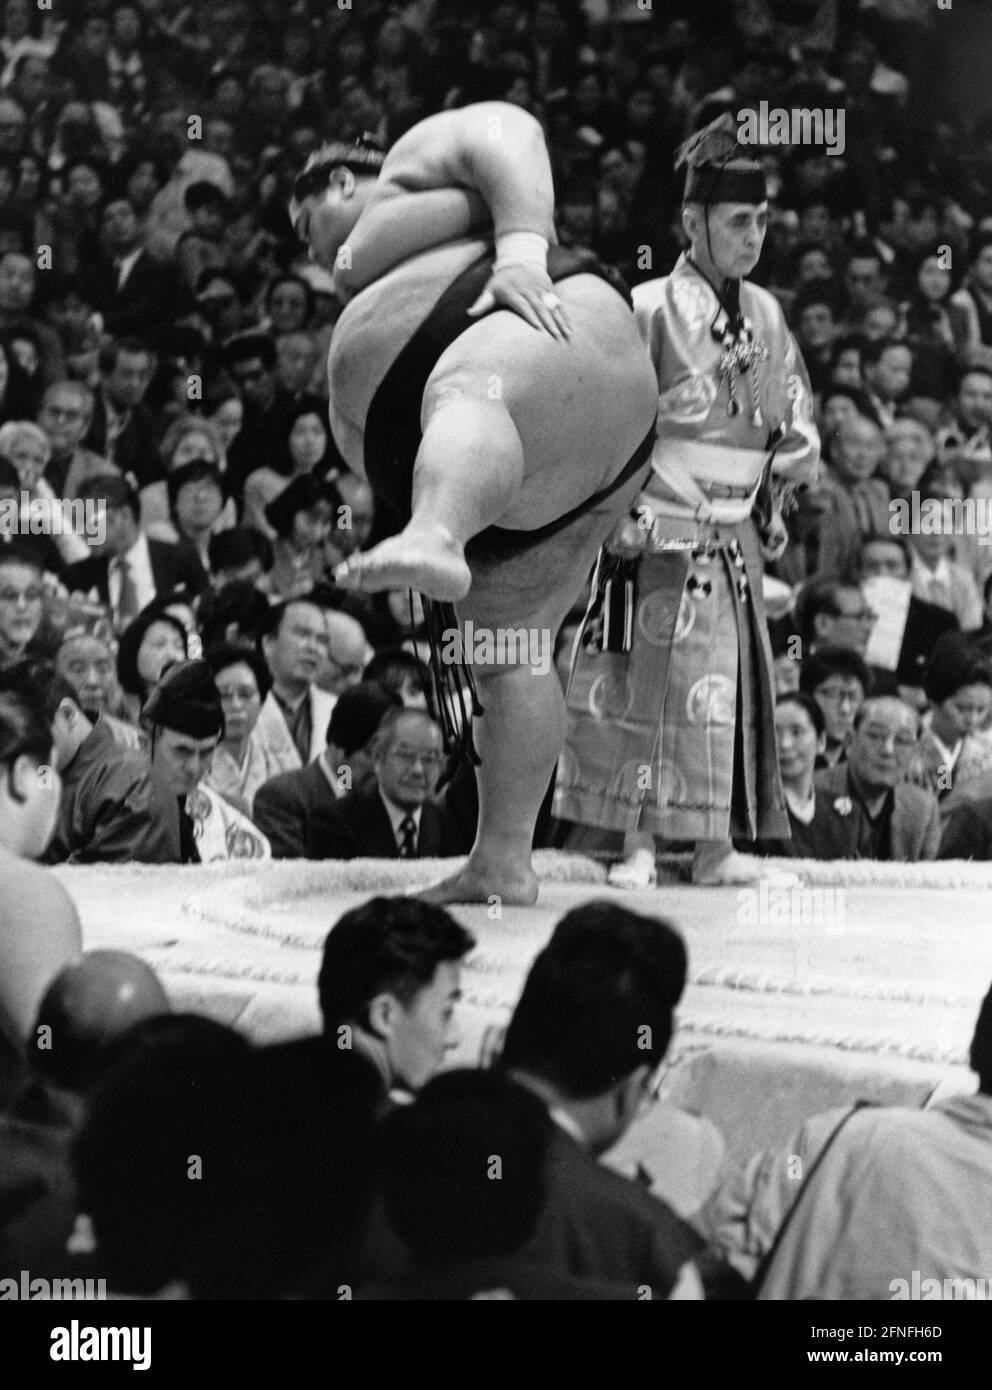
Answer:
(0, 662, 52, 780)
(326, 679, 401, 757)
(362, 646, 431, 704)
(208, 526, 272, 575)
(199, 580, 272, 648)
(116, 607, 188, 698)
(971, 983, 992, 1093)
(224, 330, 276, 371)
(0, 538, 44, 573)
(75, 472, 140, 520)
(776, 689, 826, 740)
(799, 645, 872, 699)
(852, 532, 912, 578)
(924, 633, 992, 706)
(380, 1070, 553, 1260)
(317, 896, 475, 1031)
(264, 471, 328, 539)
(861, 335, 909, 369)
(203, 640, 272, 702)
(257, 592, 328, 644)
(97, 336, 152, 376)
(500, 900, 687, 1098)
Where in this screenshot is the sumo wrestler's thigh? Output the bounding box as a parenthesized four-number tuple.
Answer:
(422, 275, 656, 533)
(460, 465, 647, 645)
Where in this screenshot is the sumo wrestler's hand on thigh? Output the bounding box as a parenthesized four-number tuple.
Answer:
(467, 264, 572, 340)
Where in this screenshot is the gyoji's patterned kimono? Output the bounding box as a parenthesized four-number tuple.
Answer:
(189, 782, 271, 863)
(555, 254, 820, 843)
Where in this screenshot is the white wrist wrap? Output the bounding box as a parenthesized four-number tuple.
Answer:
(493, 231, 549, 272)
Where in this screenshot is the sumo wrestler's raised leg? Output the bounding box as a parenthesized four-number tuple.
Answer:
(335, 386, 525, 602)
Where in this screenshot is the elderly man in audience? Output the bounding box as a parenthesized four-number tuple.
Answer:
(144, 658, 269, 863)
(318, 896, 475, 1102)
(807, 695, 941, 861)
(252, 596, 336, 774)
(36, 381, 117, 502)
(254, 681, 400, 859)
(43, 668, 179, 865)
(499, 901, 703, 1299)
(0, 419, 91, 567)
(704, 982, 992, 1298)
(822, 414, 891, 539)
(305, 705, 457, 861)
(54, 627, 139, 750)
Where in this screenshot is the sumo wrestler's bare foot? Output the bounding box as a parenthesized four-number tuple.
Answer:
(412, 854, 540, 907)
(335, 523, 471, 601)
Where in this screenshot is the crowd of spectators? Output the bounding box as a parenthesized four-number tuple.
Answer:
(0, 1, 986, 868)
(3, 889, 991, 1299)
(1, 0, 992, 1300)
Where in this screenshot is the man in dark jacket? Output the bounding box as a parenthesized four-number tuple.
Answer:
(254, 681, 400, 858)
(500, 900, 704, 1299)
(43, 674, 179, 864)
(305, 706, 459, 860)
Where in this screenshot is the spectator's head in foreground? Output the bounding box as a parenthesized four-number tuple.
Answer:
(318, 896, 475, 1094)
(971, 982, 992, 1096)
(501, 901, 687, 1156)
(75, 1017, 376, 1298)
(380, 1069, 553, 1262)
(27, 949, 170, 1093)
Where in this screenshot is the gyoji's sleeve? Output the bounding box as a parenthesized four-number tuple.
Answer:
(631, 280, 668, 379)
(773, 332, 820, 487)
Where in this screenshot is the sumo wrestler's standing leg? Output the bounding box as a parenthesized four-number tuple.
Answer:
(336, 388, 525, 602)
(418, 660, 563, 906)
(415, 463, 649, 907)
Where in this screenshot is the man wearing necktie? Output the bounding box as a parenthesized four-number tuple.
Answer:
(398, 812, 418, 858)
(112, 553, 140, 631)
(304, 707, 458, 861)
